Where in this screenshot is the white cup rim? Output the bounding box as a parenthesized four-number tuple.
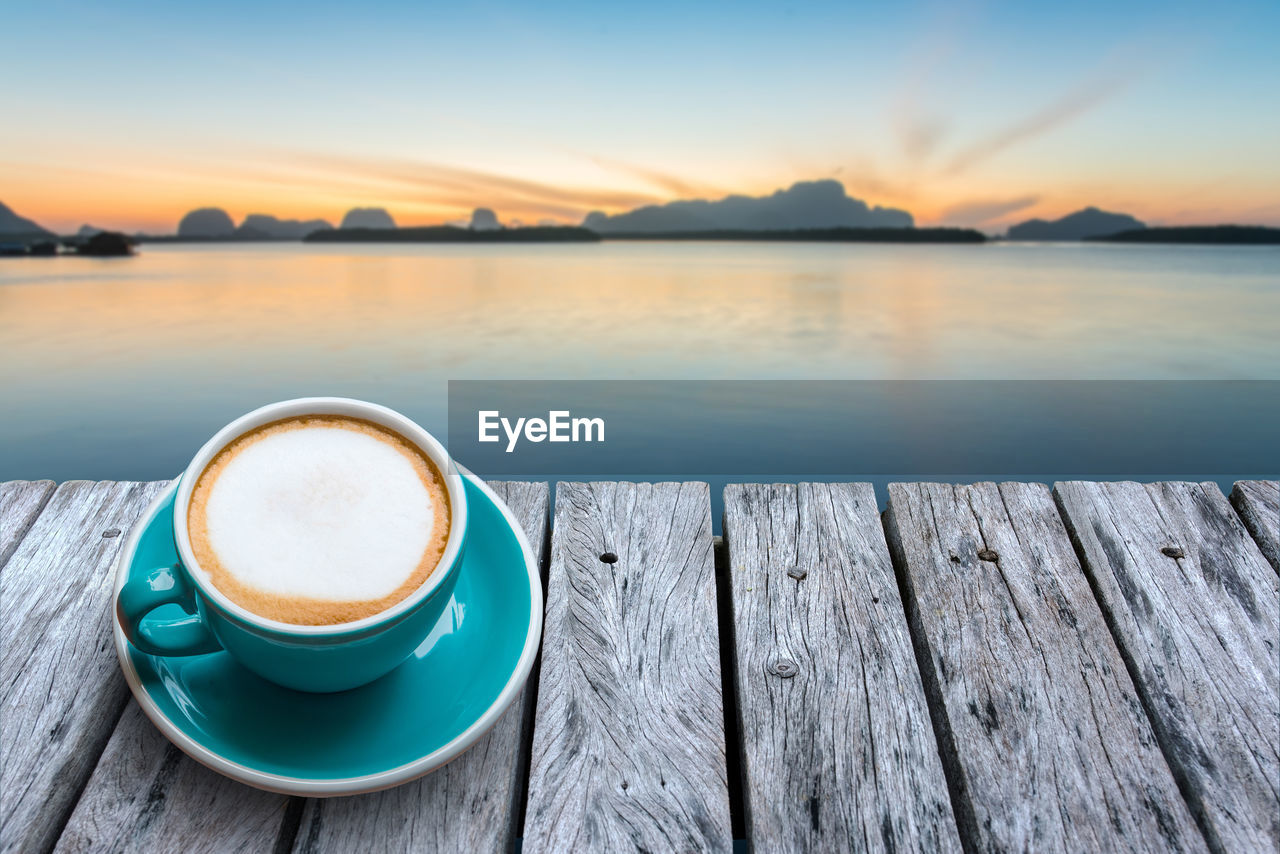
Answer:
(171, 397, 468, 636)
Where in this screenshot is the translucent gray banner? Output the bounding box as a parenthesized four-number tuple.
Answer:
(446, 380, 1278, 477)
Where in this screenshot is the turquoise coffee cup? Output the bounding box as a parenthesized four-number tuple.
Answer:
(115, 398, 468, 693)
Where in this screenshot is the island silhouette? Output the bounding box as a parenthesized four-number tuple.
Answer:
(0, 201, 53, 243)
(176, 207, 236, 238)
(4, 182, 1280, 253)
(0, 202, 134, 256)
(237, 214, 333, 240)
(340, 208, 396, 230)
(470, 208, 500, 231)
(176, 208, 334, 240)
(1005, 207, 1146, 241)
(1089, 226, 1280, 244)
(583, 179, 913, 232)
(307, 224, 601, 244)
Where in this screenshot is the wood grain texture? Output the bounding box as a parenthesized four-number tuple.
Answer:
(0, 480, 55, 571)
(1, 481, 168, 854)
(885, 482, 1206, 854)
(724, 483, 961, 853)
(1230, 480, 1279, 574)
(52, 704, 292, 854)
(1054, 481, 1280, 854)
(293, 481, 549, 854)
(524, 482, 731, 853)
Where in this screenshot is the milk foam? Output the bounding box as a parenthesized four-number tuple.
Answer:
(199, 424, 436, 603)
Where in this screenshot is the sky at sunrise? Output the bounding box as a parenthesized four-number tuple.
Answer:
(4, 0, 1279, 234)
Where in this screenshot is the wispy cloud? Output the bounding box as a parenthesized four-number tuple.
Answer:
(880, 11, 1199, 200)
(937, 23, 1206, 180)
(939, 69, 1139, 177)
(934, 194, 1040, 227)
(834, 156, 921, 205)
(264, 150, 665, 219)
(890, 0, 982, 163)
(585, 155, 723, 199)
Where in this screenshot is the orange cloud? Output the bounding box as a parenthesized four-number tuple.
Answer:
(273, 151, 664, 213)
(933, 195, 1042, 228)
(940, 74, 1134, 177)
(1, 148, 676, 233)
(584, 154, 724, 199)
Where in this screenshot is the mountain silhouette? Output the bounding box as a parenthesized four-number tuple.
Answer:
(583, 180, 913, 233)
(236, 214, 333, 239)
(1006, 207, 1145, 240)
(177, 208, 236, 238)
(340, 208, 396, 229)
(470, 208, 501, 231)
(0, 201, 53, 237)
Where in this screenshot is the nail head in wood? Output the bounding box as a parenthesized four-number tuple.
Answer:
(769, 658, 799, 678)
(599, 551, 618, 564)
(977, 548, 999, 562)
(787, 566, 807, 580)
(1160, 546, 1185, 559)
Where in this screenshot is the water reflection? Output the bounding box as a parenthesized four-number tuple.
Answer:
(1, 241, 1277, 481)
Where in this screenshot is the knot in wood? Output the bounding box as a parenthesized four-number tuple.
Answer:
(101, 528, 121, 538)
(1160, 546, 1185, 559)
(769, 657, 799, 678)
(977, 548, 999, 562)
(787, 566, 807, 580)
(599, 551, 619, 564)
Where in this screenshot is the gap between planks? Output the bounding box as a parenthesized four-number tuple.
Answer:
(0, 480, 56, 573)
(49, 482, 551, 854)
(523, 482, 733, 852)
(1230, 480, 1279, 574)
(1, 481, 170, 854)
(5, 480, 1276, 854)
(884, 481, 1204, 853)
(723, 483, 962, 853)
(1054, 481, 1279, 854)
(719, 479, 1277, 854)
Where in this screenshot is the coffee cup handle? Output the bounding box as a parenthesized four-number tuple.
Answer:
(117, 564, 223, 656)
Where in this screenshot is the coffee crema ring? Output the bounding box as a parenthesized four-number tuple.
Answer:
(186, 415, 451, 626)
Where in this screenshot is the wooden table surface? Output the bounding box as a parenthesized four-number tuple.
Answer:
(1, 479, 1276, 853)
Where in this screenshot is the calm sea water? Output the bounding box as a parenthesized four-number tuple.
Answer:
(2, 241, 1277, 487)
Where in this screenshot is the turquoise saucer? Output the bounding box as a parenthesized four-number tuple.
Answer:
(111, 473, 542, 796)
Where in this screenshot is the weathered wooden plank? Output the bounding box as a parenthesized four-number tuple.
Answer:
(524, 482, 731, 852)
(0, 480, 55, 571)
(1, 480, 168, 854)
(1054, 481, 1280, 854)
(724, 483, 961, 853)
(52, 704, 292, 854)
(885, 482, 1206, 854)
(1231, 480, 1279, 574)
(292, 481, 549, 854)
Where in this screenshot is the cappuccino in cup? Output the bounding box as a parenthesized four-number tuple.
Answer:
(186, 414, 451, 626)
